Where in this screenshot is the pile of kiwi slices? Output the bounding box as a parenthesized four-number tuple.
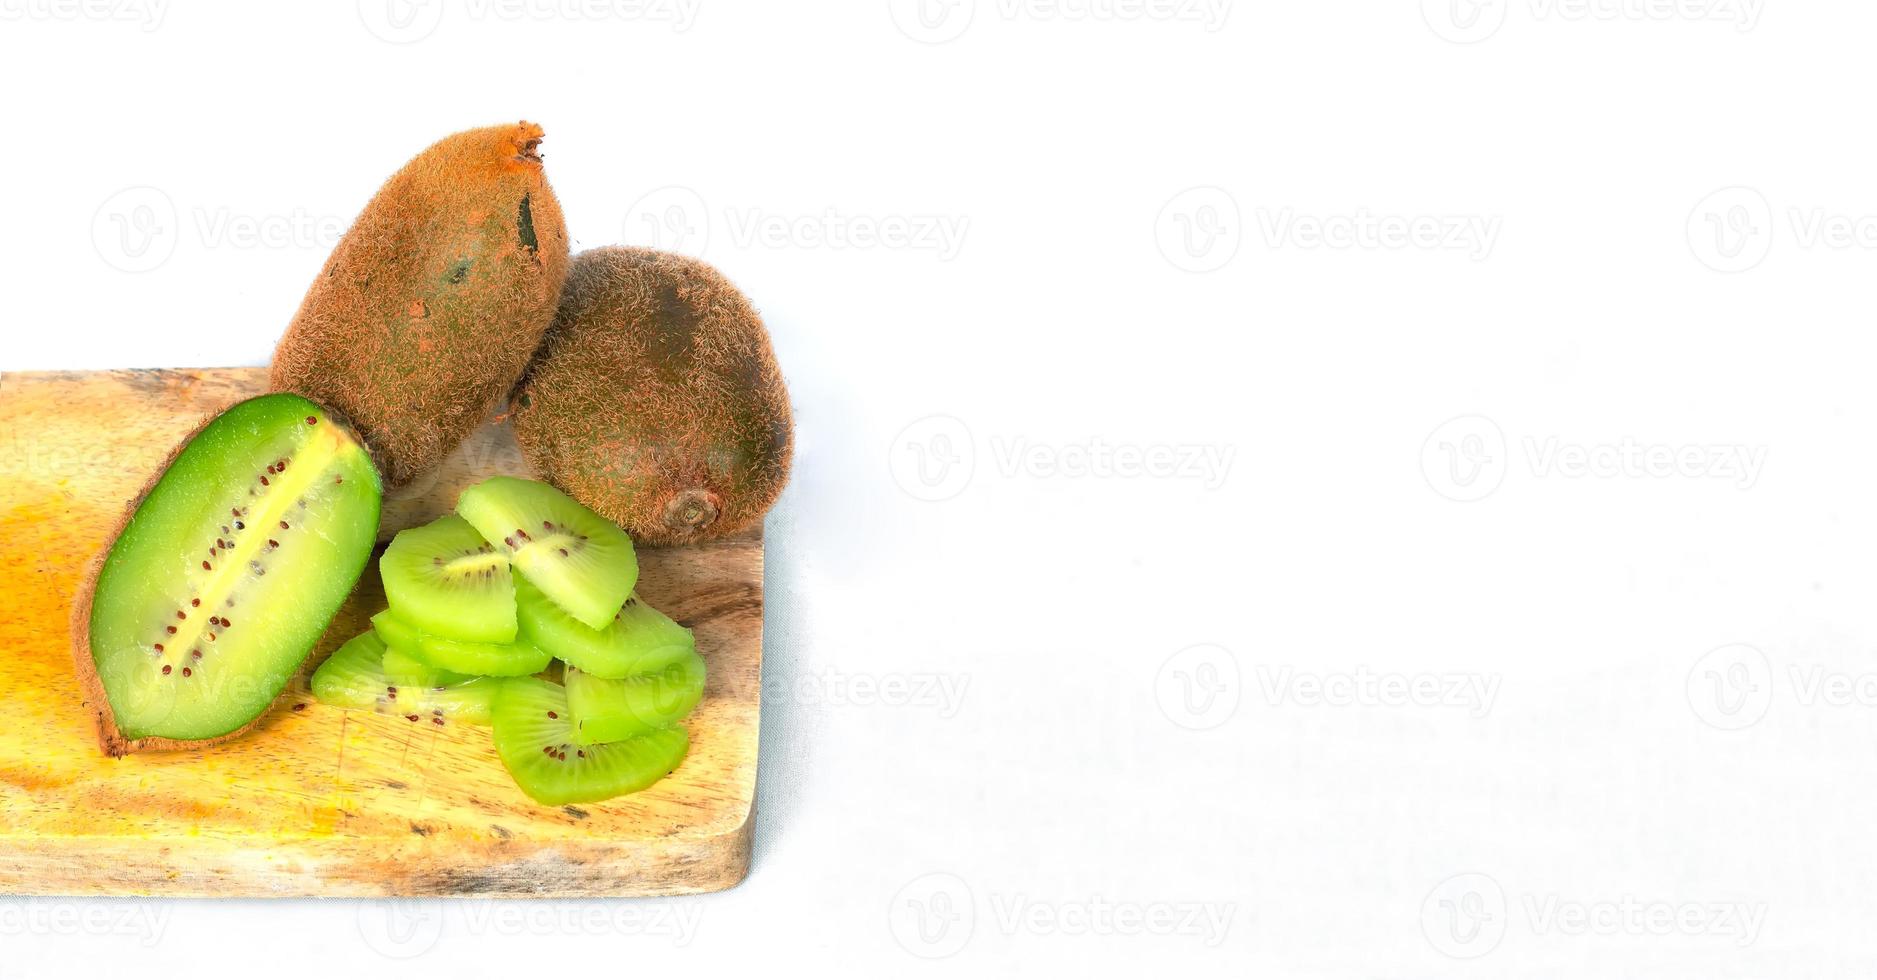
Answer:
(311, 477, 705, 805)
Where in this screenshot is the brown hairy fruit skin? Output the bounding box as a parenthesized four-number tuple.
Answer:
(511, 247, 793, 545)
(270, 121, 570, 489)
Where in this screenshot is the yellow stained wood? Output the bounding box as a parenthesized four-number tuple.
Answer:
(0, 369, 760, 896)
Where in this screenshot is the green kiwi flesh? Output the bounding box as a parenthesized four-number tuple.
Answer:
(371, 607, 551, 677)
(564, 653, 706, 745)
(456, 476, 637, 631)
(81, 394, 381, 751)
(516, 575, 695, 679)
(380, 643, 473, 688)
(380, 513, 517, 643)
(491, 676, 689, 805)
(310, 629, 498, 726)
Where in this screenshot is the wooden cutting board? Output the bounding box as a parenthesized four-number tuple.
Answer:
(0, 369, 761, 897)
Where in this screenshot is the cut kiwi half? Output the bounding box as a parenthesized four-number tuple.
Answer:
(310, 629, 498, 727)
(564, 653, 707, 745)
(372, 607, 551, 677)
(515, 575, 695, 678)
(456, 477, 637, 631)
(380, 514, 516, 643)
(380, 643, 473, 689)
(77, 394, 381, 755)
(492, 676, 689, 805)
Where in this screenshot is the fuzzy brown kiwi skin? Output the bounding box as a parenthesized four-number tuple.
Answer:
(70, 402, 380, 758)
(510, 247, 794, 546)
(270, 121, 571, 490)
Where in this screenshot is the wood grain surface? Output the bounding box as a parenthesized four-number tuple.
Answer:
(0, 368, 760, 897)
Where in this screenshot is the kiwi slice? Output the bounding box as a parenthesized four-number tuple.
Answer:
(456, 477, 637, 631)
(418, 633, 554, 677)
(514, 575, 694, 678)
(492, 676, 689, 805)
(564, 653, 707, 746)
(380, 643, 473, 689)
(78, 394, 381, 754)
(369, 607, 421, 651)
(372, 607, 550, 677)
(380, 514, 516, 643)
(310, 629, 497, 726)
(310, 629, 393, 708)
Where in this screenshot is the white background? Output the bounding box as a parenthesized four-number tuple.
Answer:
(0, 0, 1870, 975)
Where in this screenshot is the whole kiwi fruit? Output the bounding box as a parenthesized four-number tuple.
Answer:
(510, 247, 793, 545)
(271, 121, 570, 489)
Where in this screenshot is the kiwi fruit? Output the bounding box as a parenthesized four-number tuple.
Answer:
(456, 476, 636, 630)
(510, 246, 793, 545)
(371, 606, 549, 677)
(270, 122, 571, 488)
(564, 653, 706, 745)
(310, 629, 497, 727)
(414, 632, 554, 678)
(380, 643, 472, 689)
(369, 607, 423, 651)
(380, 514, 516, 643)
(491, 676, 690, 805)
(74, 394, 381, 756)
(517, 576, 694, 679)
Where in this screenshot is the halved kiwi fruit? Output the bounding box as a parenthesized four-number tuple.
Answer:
(456, 476, 637, 631)
(516, 575, 695, 678)
(380, 514, 516, 643)
(310, 629, 498, 727)
(491, 676, 689, 805)
(564, 653, 706, 745)
(76, 394, 381, 755)
(371, 606, 550, 677)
